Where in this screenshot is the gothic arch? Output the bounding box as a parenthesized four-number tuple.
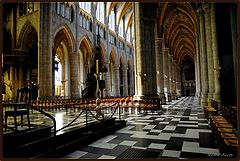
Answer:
(79, 36, 93, 64)
(17, 20, 38, 50)
(53, 24, 75, 52)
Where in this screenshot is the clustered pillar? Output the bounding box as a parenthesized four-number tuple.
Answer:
(155, 37, 166, 104)
(197, 3, 221, 107)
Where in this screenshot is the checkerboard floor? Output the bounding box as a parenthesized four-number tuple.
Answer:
(64, 97, 222, 159)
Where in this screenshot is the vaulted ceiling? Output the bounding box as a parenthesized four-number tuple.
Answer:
(158, 2, 198, 66)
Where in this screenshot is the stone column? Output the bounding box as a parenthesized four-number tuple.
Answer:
(38, 3, 53, 99)
(177, 65, 181, 97)
(129, 68, 134, 96)
(230, 4, 237, 98)
(104, 62, 111, 97)
(133, 3, 158, 100)
(114, 65, 120, 97)
(10, 66, 15, 100)
(155, 37, 166, 104)
(19, 66, 24, 88)
(163, 48, 170, 102)
(195, 33, 202, 99)
(122, 65, 128, 96)
(172, 60, 177, 100)
(70, 51, 80, 98)
(210, 4, 221, 107)
(168, 53, 173, 102)
(203, 4, 215, 104)
(198, 8, 208, 106)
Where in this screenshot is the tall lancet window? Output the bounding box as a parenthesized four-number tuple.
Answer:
(96, 2, 105, 23)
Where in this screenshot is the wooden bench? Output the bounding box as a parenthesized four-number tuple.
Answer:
(210, 115, 237, 156)
(203, 99, 218, 121)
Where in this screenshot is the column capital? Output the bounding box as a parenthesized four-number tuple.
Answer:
(196, 8, 203, 16)
(163, 48, 169, 52)
(155, 37, 164, 42)
(114, 65, 120, 70)
(202, 4, 210, 14)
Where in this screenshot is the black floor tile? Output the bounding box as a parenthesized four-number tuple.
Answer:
(153, 124, 167, 130)
(199, 132, 217, 148)
(163, 118, 173, 122)
(164, 137, 184, 151)
(174, 127, 187, 134)
(133, 138, 155, 147)
(180, 152, 210, 158)
(198, 120, 208, 123)
(180, 118, 190, 121)
(168, 121, 179, 126)
(114, 133, 133, 140)
(117, 148, 160, 158)
(198, 125, 210, 129)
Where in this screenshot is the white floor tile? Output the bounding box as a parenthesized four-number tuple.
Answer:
(199, 148, 220, 155)
(179, 121, 198, 124)
(150, 129, 162, 133)
(89, 143, 117, 149)
(148, 143, 166, 150)
(131, 146, 147, 150)
(65, 151, 88, 159)
(182, 141, 200, 153)
(177, 124, 198, 127)
(98, 155, 116, 159)
(162, 150, 181, 158)
(119, 140, 137, 146)
(159, 122, 169, 125)
(163, 126, 176, 131)
(155, 118, 165, 121)
(171, 118, 181, 121)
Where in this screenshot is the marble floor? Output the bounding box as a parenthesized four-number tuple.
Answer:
(3, 96, 230, 159)
(63, 97, 225, 159)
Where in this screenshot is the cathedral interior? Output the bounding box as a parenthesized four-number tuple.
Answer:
(1, 2, 238, 159)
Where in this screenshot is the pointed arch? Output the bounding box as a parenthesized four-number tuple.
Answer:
(53, 24, 75, 52)
(79, 36, 93, 64)
(17, 20, 38, 50)
(109, 48, 117, 65)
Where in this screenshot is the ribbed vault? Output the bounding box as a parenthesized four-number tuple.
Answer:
(158, 2, 197, 66)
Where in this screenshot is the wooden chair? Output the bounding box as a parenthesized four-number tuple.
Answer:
(5, 87, 31, 131)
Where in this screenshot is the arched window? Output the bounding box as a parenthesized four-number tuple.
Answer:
(60, 3, 65, 17)
(96, 2, 105, 23)
(109, 8, 115, 31)
(119, 18, 124, 37)
(126, 26, 131, 42)
(65, 6, 70, 19)
(70, 6, 74, 22)
(79, 2, 91, 14)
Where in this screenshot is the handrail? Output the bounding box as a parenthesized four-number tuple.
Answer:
(30, 105, 57, 137)
(87, 102, 119, 121)
(55, 109, 85, 133)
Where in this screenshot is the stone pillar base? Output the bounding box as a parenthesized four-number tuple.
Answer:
(213, 93, 221, 111)
(159, 93, 166, 105)
(167, 93, 172, 102)
(207, 93, 213, 104)
(172, 93, 177, 100)
(201, 94, 208, 106)
(134, 95, 145, 101)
